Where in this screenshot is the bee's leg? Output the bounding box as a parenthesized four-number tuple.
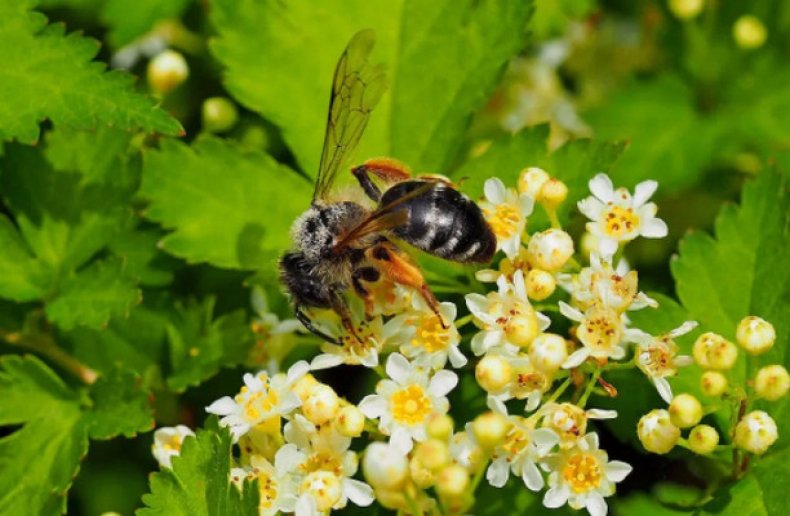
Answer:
(368, 243, 447, 329)
(328, 291, 363, 343)
(295, 306, 340, 345)
(352, 266, 381, 320)
(352, 158, 412, 202)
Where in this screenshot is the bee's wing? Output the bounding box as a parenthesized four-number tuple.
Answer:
(333, 182, 435, 250)
(313, 29, 387, 201)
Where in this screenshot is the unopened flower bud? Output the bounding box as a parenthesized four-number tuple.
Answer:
(435, 464, 469, 498)
(337, 405, 365, 437)
(363, 442, 409, 489)
(700, 371, 728, 397)
(147, 50, 188, 94)
(409, 456, 435, 488)
(688, 424, 719, 455)
(734, 411, 777, 454)
(374, 488, 407, 510)
(518, 167, 550, 198)
(302, 384, 339, 425)
(754, 365, 790, 401)
(471, 411, 510, 449)
(415, 439, 450, 471)
(733, 15, 767, 49)
(529, 333, 568, 373)
(506, 310, 539, 347)
(300, 471, 342, 511)
(526, 269, 556, 301)
(427, 414, 454, 441)
(669, 0, 704, 20)
(693, 333, 737, 370)
(292, 374, 320, 403)
(527, 229, 574, 272)
(202, 97, 238, 133)
(476, 354, 514, 392)
(539, 178, 568, 209)
(669, 393, 703, 429)
(736, 316, 775, 355)
(638, 409, 680, 454)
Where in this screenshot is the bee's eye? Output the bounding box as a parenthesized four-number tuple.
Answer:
(373, 247, 390, 261)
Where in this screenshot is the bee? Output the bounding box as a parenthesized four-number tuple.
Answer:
(280, 30, 496, 344)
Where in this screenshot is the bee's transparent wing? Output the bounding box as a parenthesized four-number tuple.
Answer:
(313, 29, 387, 201)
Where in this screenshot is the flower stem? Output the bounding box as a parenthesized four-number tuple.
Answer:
(578, 369, 601, 408)
(455, 314, 474, 328)
(1, 329, 97, 384)
(545, 377, 572, 405)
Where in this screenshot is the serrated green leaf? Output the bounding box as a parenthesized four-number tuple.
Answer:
(211, 0, 532, 175)
(0, 354, 88, 515)
(108, 225, 177, 287)
(140, 137, 311, 269)
(44, 125, 137, 186)
(0, 1, 182, 143)
(101, 0, 190, 48)
(451, 124, 626, 225)
(45, 258, 141, 330)
(165, 297, 254, 392)
(87, 366, 154, 439)
(138, 425, 259, 516)
(751, 446, 790, 515)
(699, 473, 768, 516)
(0, 214, 49, 301)
(671, 167, 789, 444)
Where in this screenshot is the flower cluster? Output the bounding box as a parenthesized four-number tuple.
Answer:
(149, 169, 782, 516)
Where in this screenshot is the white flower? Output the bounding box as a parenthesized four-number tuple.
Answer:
(539, 403, 617, 450)
(358, 353, 458, 454)
(206, 361, 309, 441)
(486, 416, 559, 491)
(466, 271, 551, 355)
(450, 427, 485, 470)
(631, 321, 697, 403)
(249, 286, 303, 371)
(527, 229, 574, 271)
(578, 173, 667, 259)
(483, 349, 554, 414)
(543, 433, 632, 516)
(308, 310, 394, 370)
(559, 302, 643, 367)
(230, 445, 301, 515)
(479, 177, 535, 257)
(557, 253, 657, 313)
(151, 425, 195, 468)
(475, 246, 531, 284)
(387, 300, 466, 370)
(362, 442, 410, 489)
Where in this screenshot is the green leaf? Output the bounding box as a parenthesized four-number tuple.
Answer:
(0, 354, 88, 515)
(101, 0, 190, 48)
(451, 124, 626, 225)
(751, 446, 790, 515)
(699, 474, 768, 516)
(45, 258, 141, 330)
(474, 476, 573, 515)
(211, 0, 533, 175)
(108, 225, 177, 287)
(671, 167, 789, 444)
(0, 214, 49, 301)
(140, 136, 312, 269)
(165, 297, 254, 392)
(138, 425, 259, 516)
(0, 1, 182, 143)
(87, 366, 154, 439)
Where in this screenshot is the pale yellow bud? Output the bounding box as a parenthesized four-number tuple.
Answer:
(302, 384, 340, 425)
(700, 371, 728, 397)
(292, 374, 320, 403)
(734, 411, 778, 454)
(669, 393, 703, 429)
(539, 178, 568, 209)
(427, 414, 454, 441)
(147, 50, 188, 94)
(300, 471, 341, 511)
(518, 167, 550, 198)
(374, 488, 407, 510)
(202, 97, 238, 133)
(638, 409, 680, 454)
(736, 316, 775, 355)
(527, 229, 574, 272)
(409, 456, 436, 489)
(526, 269, 556, 301)
(435, 464, 469, 498)
(337, 405, 366, 437)
(693, 333, 737, 370)
(688, 424, 719, 455)
(529, 333, 568, 373)
(669, 0, 704, 20)
(414, 439, 450, 471)
(506, 310, 539, 347)
(475, 354, 514, 392)
(471, 411, 510, 449)
(363, 442, 409, 489)
(754, 365, 790, 401)
(733, 15, 767, 50)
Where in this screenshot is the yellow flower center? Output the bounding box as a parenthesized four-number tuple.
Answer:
(548, 405, 587, 444)
(391, 385, 433, 425)
(237, 383, 280, 423)
(514, 370, 548, 395)
(412, 314, 452, 353)
(562, 452, 603, 493)
(602, 205, 639, 238)
(484, 203, 521, 239)
(258, 472, 278, 510)
(300, 451, 343, 476)
(162, 434, 183, 452)
(502, 427, 530, 458)
(579, 309, 622, 352)
(638, 340, 675, 377)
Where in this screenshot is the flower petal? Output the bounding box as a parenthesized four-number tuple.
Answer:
(295, 494, 318, 516)
(633, 180, 658, 208)
(358, 395, 386, 418)
(287, 360, 310, 384)
(559, 301, 584, 322)
(599, 237, 619, 259)
(586, 491, 608, 516)
(343, 478, 375, 506)
(205, 397, 236, 416)
(486, 457, 509, 488)
(640, 217, 668, 238)
(606, 460, 633, 482)
(543, 486, 569, 509)
(484, 177, 507, 204)
(487, 395, 509, 416)
(429, 370, 458, 397)
(310, 353, 344, 370)
(562, 348, 590, 369)
(390, 426, 414, 454)
(589, 173, 614, 202)
(655, 377, 674, 404)
(519, 193, 535, 216)
(578, 196, 605, 221)
(669, 320, 698, 338)
(586, 409, 618, 420)
(448, 346, 468, 369)
(522, 460, 544, 491)
(386, 353, 411, 384)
